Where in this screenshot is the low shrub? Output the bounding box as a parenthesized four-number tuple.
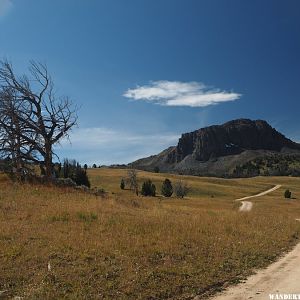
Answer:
(77, 212, 98, 222)
(54, 177, 77, 188)
(284, 189, 292, 199)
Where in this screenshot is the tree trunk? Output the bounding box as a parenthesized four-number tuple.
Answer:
(15, 134, 23, 179)
(44, 141, 53, 179)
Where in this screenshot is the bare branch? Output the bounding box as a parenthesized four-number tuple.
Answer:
(0, 59, 78, 179)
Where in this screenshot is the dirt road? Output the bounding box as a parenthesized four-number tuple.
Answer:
(238, 201, 253, 212)
(236, 184, 282, 212)
(210, 184, 300, 299)
(212, 242, 300, 299)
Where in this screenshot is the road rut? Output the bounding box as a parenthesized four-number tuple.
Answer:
(236, 185, 282, 212)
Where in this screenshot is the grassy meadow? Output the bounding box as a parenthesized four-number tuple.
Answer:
(1, 169, 300, 299)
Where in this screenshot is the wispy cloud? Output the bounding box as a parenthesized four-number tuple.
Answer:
(123, 80, 241, 107)
(0, 0, 13, 18)
(56, 127, 179, 165)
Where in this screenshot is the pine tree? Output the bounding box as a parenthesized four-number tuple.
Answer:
(161, 178, 173, 197)
(154, 166, 160, 173)
(60, 159, 90, 187)
(141, 179, 156, 196)
(284, 189, 291, 199)
(120, 178, 125, 190)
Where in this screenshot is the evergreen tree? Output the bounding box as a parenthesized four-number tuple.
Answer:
(141, 179, 156, 196)
(74, 163, 91, 187)
(60, 159, 90, 187)
(154, 166, 160, 173)
(284, 189, 292, 199)
(120, 178, 125, 190)
(161, 178, 173, 197)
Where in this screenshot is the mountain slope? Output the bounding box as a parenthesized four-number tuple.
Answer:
(130, 119, 300, 177)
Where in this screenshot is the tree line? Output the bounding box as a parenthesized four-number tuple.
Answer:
(231, 154, 300, 178)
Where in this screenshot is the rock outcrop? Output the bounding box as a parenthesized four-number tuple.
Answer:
(130, 119, 300, 177)
(166, 119, 299, 163)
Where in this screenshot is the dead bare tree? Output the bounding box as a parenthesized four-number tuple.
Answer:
(0, 88, 38, 178)
(174, 180, 189, 198)
(0, 59, 77, 179)
(127, 168, 139, 195)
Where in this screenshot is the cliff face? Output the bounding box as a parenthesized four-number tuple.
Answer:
(129, 119, 300, 177)
(166, 119, 299, 163)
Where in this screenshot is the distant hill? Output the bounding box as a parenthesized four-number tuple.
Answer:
(129, 119, 300, 177)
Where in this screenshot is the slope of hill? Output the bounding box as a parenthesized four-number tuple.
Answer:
(2, 170, 300, 299)
(130, 119, 300, 177)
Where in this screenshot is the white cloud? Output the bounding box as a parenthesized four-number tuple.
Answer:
(0, 0, 13, 18)
(56, 127, 179, 165)
(61, 127, 178, 148)
(123, 80, 241, 107)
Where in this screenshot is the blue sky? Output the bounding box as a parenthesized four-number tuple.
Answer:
(0, 0, 299, 165)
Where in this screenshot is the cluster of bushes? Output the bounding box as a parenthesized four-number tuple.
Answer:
(120, 175, 189, 198)
(92, 163, 102, 168)
(0, 157, 37, 182)
(231, 161, 260, 178)
(55, 159, 91, 188)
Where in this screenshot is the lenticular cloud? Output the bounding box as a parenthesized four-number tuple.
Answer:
(123, 80, 241, 107)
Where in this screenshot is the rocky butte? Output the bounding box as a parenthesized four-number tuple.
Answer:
(129, 119, 300, 177)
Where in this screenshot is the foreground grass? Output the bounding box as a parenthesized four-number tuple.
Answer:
(0, 171, 300, 299)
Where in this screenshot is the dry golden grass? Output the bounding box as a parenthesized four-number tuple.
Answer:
(1, 169, 300, 299)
